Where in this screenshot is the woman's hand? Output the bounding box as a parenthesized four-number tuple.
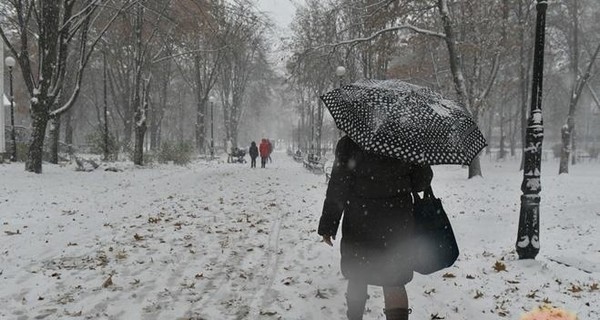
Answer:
(322, 235, 335, 246)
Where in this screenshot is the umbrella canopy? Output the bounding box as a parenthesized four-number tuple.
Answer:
(321, 79, 486, 165)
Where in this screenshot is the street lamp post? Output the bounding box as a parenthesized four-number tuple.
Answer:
(5, 56, 17, 162)
(516, 0, 548, 260)
(209, 96, 215, 159)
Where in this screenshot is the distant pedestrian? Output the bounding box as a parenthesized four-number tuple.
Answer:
(259, 138, 270, 168)
(249, 141, 259, 168)
(267, 139, 274, 163)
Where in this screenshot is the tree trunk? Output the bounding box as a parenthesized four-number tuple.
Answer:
(133, 124, 146, 165)
(194, 56, 206, 153)
(510, 109, 517, 157)
(149, 120, 160, 150)
(559, 124, 570, 174)
(195, 99, 206, 152)
(64, 110, 74, 154)
(571, 128, 577, 165)
(438, 0, 470, 111)
(468, 108, 483, 177)
(486, 108, 494, 155)
(25, 107, 49, 173)
(231, 115, 239, 148)
(499, 106, 506, 160)
(438, 0, 482, 178)
(316, 98, 324, 156)
(133, 82, 150, 166)
(49, 116, 61, 164)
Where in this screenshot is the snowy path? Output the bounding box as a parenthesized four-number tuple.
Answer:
(1, 154, 599, 319)
(1, 155, 349, 320)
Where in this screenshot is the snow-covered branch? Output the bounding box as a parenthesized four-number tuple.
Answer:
(310, 24, 446, 51)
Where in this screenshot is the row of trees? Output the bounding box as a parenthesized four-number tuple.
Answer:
(1, 0, 277, 173)
(286, 0, 600, 178)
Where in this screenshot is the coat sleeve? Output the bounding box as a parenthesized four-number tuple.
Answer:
(409, 164, 433, 192)
(318, 138, 353, 237)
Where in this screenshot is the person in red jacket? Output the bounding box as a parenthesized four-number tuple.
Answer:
(259, 138, 270, 168)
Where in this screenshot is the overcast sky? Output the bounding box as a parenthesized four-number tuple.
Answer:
(256, 0, 298, 32)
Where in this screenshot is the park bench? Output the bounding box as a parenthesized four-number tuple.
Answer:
(293, 152, 304, 163)
(303, 154, 326, 173)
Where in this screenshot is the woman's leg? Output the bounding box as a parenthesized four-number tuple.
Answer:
(382, 286, 410, 320)
(346, 279, 368, 320)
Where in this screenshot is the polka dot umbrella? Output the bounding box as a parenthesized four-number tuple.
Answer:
(321, 79, 487, 165)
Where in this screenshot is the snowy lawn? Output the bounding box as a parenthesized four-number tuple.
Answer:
(1, 154, 599, 320)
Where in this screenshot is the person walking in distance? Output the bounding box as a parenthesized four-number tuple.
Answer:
(318, 135, 433, 320)
(267, 139, 274, 163)
(259, 138, 270, 168)
(249, 141, 259, 168)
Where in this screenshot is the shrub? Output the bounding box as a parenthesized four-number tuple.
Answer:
(588, 146, 599, 159)
(85, 129, 119, 160)
(157, 141, 194, 165)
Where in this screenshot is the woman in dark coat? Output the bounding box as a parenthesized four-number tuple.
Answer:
(249, 141, 259, 168)
(318, 135, 433, 320)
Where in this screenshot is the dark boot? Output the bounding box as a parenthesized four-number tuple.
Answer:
(384, 308, 411, 320)
(346, 298, 367, 320)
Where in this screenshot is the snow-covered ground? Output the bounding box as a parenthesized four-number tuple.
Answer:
(1, 153, 599, 320)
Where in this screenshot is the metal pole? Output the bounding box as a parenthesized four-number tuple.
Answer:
(9, 66, 16, 162)
(516, 0, 547, 260)
(210, 101, 214, 159)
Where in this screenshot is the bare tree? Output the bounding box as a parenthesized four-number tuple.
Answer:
(217, 2, 270, 148)
(556, 0, 600, 174)
(0, 0, 129, 173)
(290, 0, 509, 178)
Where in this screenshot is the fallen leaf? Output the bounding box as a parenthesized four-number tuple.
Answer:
(102, 275, 113, 288)
(493, 261, 507, 272)
(568, 284, 582, 293)
(315, 289, 329, 299)
(259, 310, 278, 316)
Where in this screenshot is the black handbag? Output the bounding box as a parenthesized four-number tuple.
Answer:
(411, 186, 459, 275)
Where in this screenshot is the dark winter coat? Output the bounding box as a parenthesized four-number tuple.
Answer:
(318, 135, 433, 286)
(249, 142, 259, 159)
(259, 139, 270, 158)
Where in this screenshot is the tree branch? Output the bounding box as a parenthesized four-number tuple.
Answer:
(310, 24, 446, 51)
